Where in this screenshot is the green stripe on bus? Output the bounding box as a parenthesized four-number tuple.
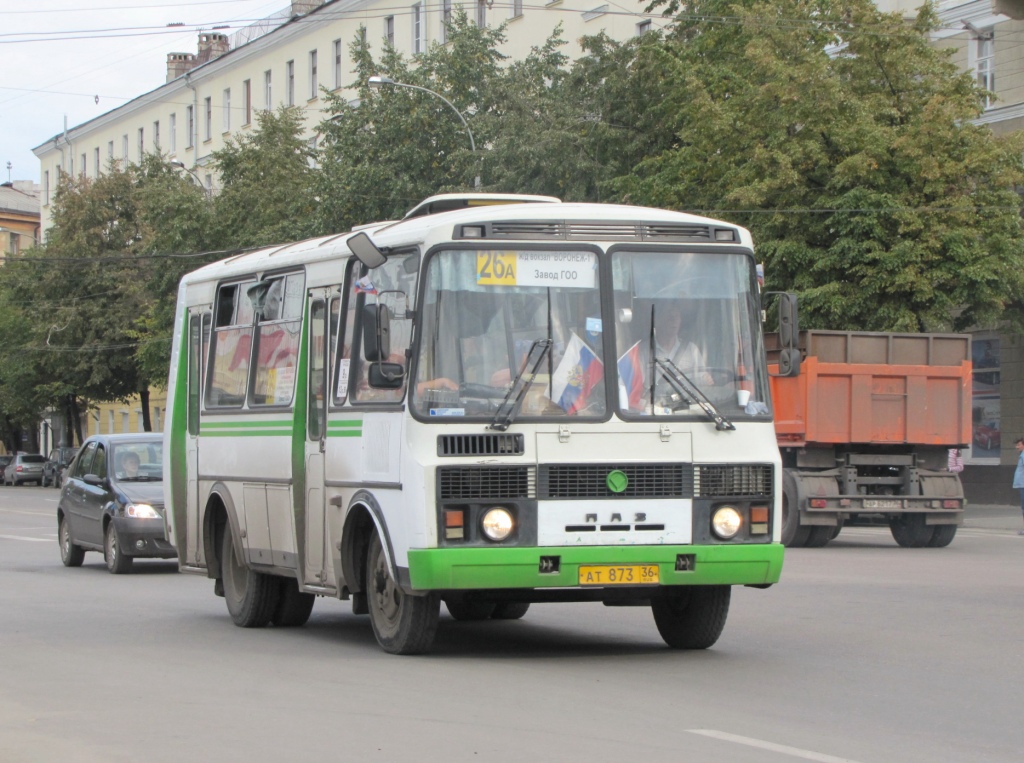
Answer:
(327, 420, 362, 428)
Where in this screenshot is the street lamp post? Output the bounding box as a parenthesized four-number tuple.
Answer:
(170, 160, 211, 199)
(367, 75, 481, 189)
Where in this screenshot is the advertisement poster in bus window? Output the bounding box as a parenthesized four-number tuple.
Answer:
(970, 337, 1000, 462)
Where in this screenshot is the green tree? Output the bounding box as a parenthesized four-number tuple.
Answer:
(619, 0, 1024, 332)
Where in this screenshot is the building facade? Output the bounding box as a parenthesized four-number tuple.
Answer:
(0, 181, 40, 257)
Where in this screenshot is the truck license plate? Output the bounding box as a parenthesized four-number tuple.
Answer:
(863, 499, 902, 509)
(578, 565, 659, 586)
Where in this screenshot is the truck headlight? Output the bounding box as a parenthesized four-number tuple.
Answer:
(481, 507, 514, 541)
(711, 506, 742, 539)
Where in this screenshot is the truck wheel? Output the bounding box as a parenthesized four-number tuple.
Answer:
(367, 532, 439, 654)
(803, 525, 833, 548)
(889, 513, 936, 547)
(271, 578, 316, 627)
(445, 594, 496, 621)
(651, 585, 731, 649)
(781, 473, 810, 547)
(221, 528, 278, 627)
(927, 524, 958, 548)
(492, 602, 530, 620)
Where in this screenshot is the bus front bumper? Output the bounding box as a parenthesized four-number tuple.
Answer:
(407, 543, 784, 591)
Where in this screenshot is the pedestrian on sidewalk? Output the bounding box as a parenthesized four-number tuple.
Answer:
(1014, 438, 1024, 535)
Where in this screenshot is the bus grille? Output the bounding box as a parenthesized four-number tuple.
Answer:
(437, 466, 536, 499)
(437, 434, 524, 457)
(539, 463, 693, 499)
(483, 220, 719, 242)
(694, 464, 773, 497)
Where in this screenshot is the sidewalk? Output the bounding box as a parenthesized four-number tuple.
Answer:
(963, 504, 1023, 533)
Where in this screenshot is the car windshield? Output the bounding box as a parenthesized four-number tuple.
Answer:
(0, 456, 11, 465)
(112, 442, 163, 481)
(411, 249, 606, 421)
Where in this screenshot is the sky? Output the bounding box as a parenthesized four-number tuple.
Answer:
(1, 0, 288, 184)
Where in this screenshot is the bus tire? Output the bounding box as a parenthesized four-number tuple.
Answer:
(272, 578, 316, 627)
(492, 602, 530, 620)
(221, 529, 278, 628)
(367, 532, 439, 654)
(59, 515, 84, 567)
(889, 513, 936, 548)
(445, 594, 496, 621)
(651, 585, 731, 650)
(927, 524, 958, 548)
(104, 523, 133, 574)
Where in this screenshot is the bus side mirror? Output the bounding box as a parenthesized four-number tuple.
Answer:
(368, 362, 404, 389)
(777, 293, 801, 377)
(362, 304, 391, 361)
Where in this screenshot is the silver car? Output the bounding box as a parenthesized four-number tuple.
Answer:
(5, 453, 46, 486)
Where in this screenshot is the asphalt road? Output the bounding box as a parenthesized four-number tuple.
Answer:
(2, 486, 1022, 763)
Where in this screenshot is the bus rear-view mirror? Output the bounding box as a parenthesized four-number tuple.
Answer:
(362, 303, 391, 361)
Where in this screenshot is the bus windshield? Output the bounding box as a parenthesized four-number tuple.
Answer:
(412, 249, 606, 420)
(612, 250, 769, 417)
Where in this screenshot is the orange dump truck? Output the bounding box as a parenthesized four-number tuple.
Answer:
(767, 331, 971, 548)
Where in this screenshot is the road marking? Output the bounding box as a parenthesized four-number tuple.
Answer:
(0, 534, 50, 543)
(688, 730, 863, 763)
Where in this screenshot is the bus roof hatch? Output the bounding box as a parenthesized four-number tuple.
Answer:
(403, 193, 561, 220)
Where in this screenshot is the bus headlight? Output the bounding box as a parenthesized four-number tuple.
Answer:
(711, 506, 742, 539)
(481, 507, 514, 541)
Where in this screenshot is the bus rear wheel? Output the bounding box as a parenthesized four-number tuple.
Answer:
(221, 529, 279, 627)
(272, 578, 316, 627)
(366, 532, 439, 654)
(651, 585, 731, 649)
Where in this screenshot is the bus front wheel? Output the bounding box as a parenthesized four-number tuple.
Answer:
(651, 585, 731, 649)
(221, 529, 279, 627)
(366, 532, 439, 654)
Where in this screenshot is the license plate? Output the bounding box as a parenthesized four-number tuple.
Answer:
(578, 564, 660, 586)
(863, 499, 902, 509)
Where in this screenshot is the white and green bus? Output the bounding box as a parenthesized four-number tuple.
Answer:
(164, 193, 786, 654)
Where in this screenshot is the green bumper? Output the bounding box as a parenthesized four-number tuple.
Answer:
(407, 543, 784, 591)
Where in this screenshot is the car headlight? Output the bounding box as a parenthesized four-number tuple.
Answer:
(711, 506, 742, 539)
(481, 507, 514, 541)
(126, 503, 160, 519)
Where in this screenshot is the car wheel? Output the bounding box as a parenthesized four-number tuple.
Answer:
(41, 474, 50, 488)
(220, 528, 278, 627)
(366, 531, 439, 654)
(651, 585, 731, 650)
(104, 523, 133, 574)
(59, 515, 85, 568)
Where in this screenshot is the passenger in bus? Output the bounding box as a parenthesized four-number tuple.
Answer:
(657, 301, 714, 385)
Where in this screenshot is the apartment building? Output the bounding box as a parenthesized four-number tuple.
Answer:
(0, 181, 40, 258)
(32, 0, 654, 232)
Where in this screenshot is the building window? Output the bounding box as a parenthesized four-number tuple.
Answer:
(108, 411, 115, 434)
(107, 140, 114, 161)
(475, 0, 486, 27)
(977, 33, 995, 108)
(412, 3, 425, 53)
(80, 153, 86, 176)
(154, 120, 161, 149)
(122, 135, 129, 162)
(264, 69, 273, 109)
(205, 174, 213, 194)
(636, 19, 651, 35)
(385, 16, 394, 47)
(121, 411, 130, 433)
(204, 96, 212, 141)
(287, 60, 295, 106)
(153, 407, 161, 431)
(308, 136, 318, 169)
(223, 88, 231, 132)
(333, 39, 342, 89)
(94, 147, 100, 175)
(442, 0, 452, 42)
(243, 80, 251, 124)
(170, 113, 177, 153)
(137, 128, 145, 160)
(511, 0, 523, 19)
(309, 50, 318, 100)
(186, 106, 194, 148)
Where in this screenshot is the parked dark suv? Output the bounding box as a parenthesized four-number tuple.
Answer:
(43, 446, 78, 488)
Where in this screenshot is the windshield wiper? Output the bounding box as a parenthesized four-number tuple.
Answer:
(488, 338, 553, 431)
(654, 357, 735, 431)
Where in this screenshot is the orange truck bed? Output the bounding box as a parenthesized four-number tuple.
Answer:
(768, 331, 972, 448)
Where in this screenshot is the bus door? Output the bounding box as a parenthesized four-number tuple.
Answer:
(303, 291, 331, 586)
(184, 310, 209, 566)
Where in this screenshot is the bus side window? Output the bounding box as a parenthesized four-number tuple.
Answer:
(252, 273, 304, 407)
(334, 262, 359, 405)
(208, 280, 255, 408)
